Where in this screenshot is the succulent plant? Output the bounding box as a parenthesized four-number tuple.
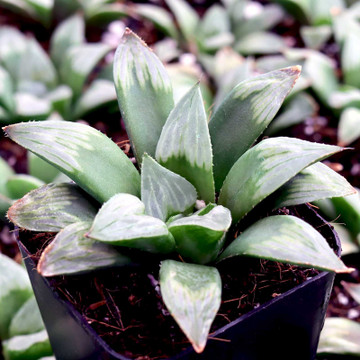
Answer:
(4, 29, 355, 353)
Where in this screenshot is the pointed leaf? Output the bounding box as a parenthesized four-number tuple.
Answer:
(7, 183, 98, 232)
(317, 318, 360, 356)
(3, 121, 140, 202)
(160, 260, 221, 353)
(60, 43, 111, 98)
(168, 204, 232, 264)
(274, 162, 356, 209)
(38, 221, 130, 276)
(88, 194, 175, 254)
(209, 67, 301, 189)
(300, 25, 332, 50)
(218, 137, 344, 223)
(156, 85, 215, 202)
(2, 330, 52, 360)
(0, 253, 32, 339)
(338, 107, 360, 146)
(113, 28, 174, 164)
(141, 154, 197, 222)
(73, 79, 117, 119)
(218, 215, 351, 273)
(9, 297, 44, 337)
(50, 13, 85, 69)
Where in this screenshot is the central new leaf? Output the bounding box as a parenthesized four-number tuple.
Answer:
(156, 84, 215, 202)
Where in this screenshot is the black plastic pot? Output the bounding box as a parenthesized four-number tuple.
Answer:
(17, 206, 341, 360)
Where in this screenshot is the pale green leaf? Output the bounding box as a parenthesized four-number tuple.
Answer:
(235, 32, 286, 55)
(2, 329, 52, 360)
(85, 3, 128, 24)
(3, 121, 140, 203)
(45, 85, 72, 118)
(14, 93, 51, 121)
(9, 297, 44, 337)
(300, 25, 332, 50)
(218, 215, 350, 273)
(168, 204, 232, 264)
(7, 183, 98, 232)
(266, 92, 317, 135)
(329, 86, 360, 109)
(159, 260, 221, 353)
(219, 137, 344, 223)
(310, 0, 345, 25)
(333, 224, 359, 256)
(50, 13, 85, 69)
(274, 162, 355, 208)
(38, 221, 130, 276)
(0, 66, 15, 113)
(342, 32, 360, 89)
(0, 156, 14, 193)
(317, 318, 360, 356)
(342, 281, 360, 305)
(6, 175, 45, 199)
(165, 0, 199, 43)
(113, 28, 174, 164)
(338, 107, 360, 146)
(135, 4, 179, 39)
(88, 193, 175, 254)
(60, 43, 111, 98)
(28, 152, 61, 183)
(0, 253, 32, 339)
(156, 85, 215, 202)
(73, 79, 117, 119)
(209, 67, 301, 190)
(141, 154, 197, 222)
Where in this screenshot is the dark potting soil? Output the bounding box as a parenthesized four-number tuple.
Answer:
(18, 204, 340, 360)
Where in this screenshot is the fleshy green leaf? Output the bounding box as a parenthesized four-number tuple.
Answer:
(274, 162, 355, 209)
(0, 253, 32, 339)
(7, 183, 98, 232)
(45, 85, 72, 118)
(218, 215, 351, 273)
(160, 260, 221, 353)
(60, 43, 111, 98)
(9, 297, 44, 337)
(0, 66, 15, 113)
(317, 318, 360, 356)
(3, 121, 140, 203)
(209, 67, 301, 190)
(342, 32, 360, 89)
(235, 32, 286, 55)
(28, 152, 61, 183)
(87, 193, 175, 254)
(329, 86, 360, 109)
(2, 329, 52, 360)
(5, 174, 44, 199)
(218, 137, 344, 223)
(14, 93, 51, 121)
(73, 79, 117, 119)
(300, 25, 332, 50)
(38, 221, 130, 276)
(165, 0, 199, 43)
(168, 204, 232, 264)
(113, 28, 174, 164)
(84, 3, 128, 24)
(141, 154, 197, 222)
(338, 107, 360, 146)
(156, 85, 215, 202)
(50, 13, 85, 69)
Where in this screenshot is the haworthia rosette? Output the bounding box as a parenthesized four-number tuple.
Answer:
(160, 260, 221, 353)
(141, 154, 197, 221)
(209, 66, 301, 190)
(218, 215, 351, 273)
(113, 28, 174, 164)
(218, 137, 344, 223)
(156, 85, 215, 202)
(3, 121, 140, 203)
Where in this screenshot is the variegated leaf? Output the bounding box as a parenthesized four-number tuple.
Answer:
(141, 154, 197, 221)
(218, 137, 344, 223)
(3, 121, 140, 202)
(338, 107, 360, 146)
(317, 318, 360, 356)
(87, 193, 175, 254)
(60, 43, 111, 98)
(50, 13, 85, 69)
(14, 93, 51, 121)
(274, 163, 355, 209)
(209, 67, 301, 190)
(113, 28, 174, 164)
(168, 204, 232, 264)
(156, 85, 215, 202)
(218, 215, 351, 273)
(159, 260, 221, 353)
(7, 183, 98, 232)
(38, 222, 130, 276)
